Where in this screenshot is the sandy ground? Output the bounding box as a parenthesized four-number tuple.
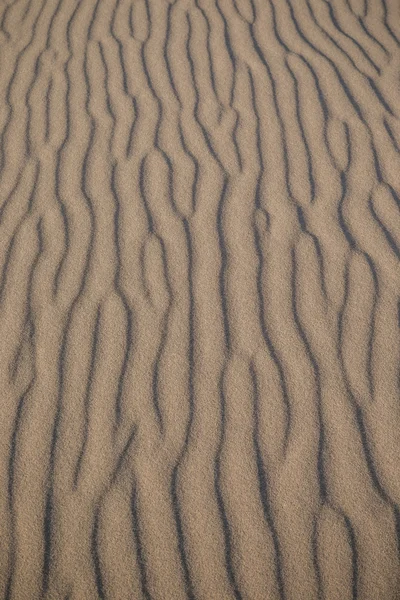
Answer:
(1, 0, 400, 598)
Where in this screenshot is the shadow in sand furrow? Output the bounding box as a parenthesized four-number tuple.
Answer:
(72, 303, 102, 489)
(5, 217, 43, 600)
(110, 164, 135, 428)
(250, 361, 286, 600)
(247, 65, 292, 454)
(342, 511, 359, 600)
(290, 245, 327, 503)
(91, 505, 105, 600)
(131, 484, 152, 600)
(169, 216, 196, 600)
(213, 366, 243, 600)
(253, 220, 292, 454)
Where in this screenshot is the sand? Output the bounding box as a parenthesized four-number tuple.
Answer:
(0, 0, 400, 598)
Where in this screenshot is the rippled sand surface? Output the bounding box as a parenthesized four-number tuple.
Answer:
(1, 0, 400, 598)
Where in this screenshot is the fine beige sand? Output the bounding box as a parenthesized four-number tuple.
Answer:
(1, 0, 400, 598)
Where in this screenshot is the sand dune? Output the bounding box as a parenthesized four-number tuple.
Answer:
(0, 0, 400, 598)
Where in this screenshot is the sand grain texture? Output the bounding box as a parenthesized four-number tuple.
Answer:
(1, 0, 400, 598)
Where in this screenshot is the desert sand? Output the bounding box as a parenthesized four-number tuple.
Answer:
(0, 0, 400, 598)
